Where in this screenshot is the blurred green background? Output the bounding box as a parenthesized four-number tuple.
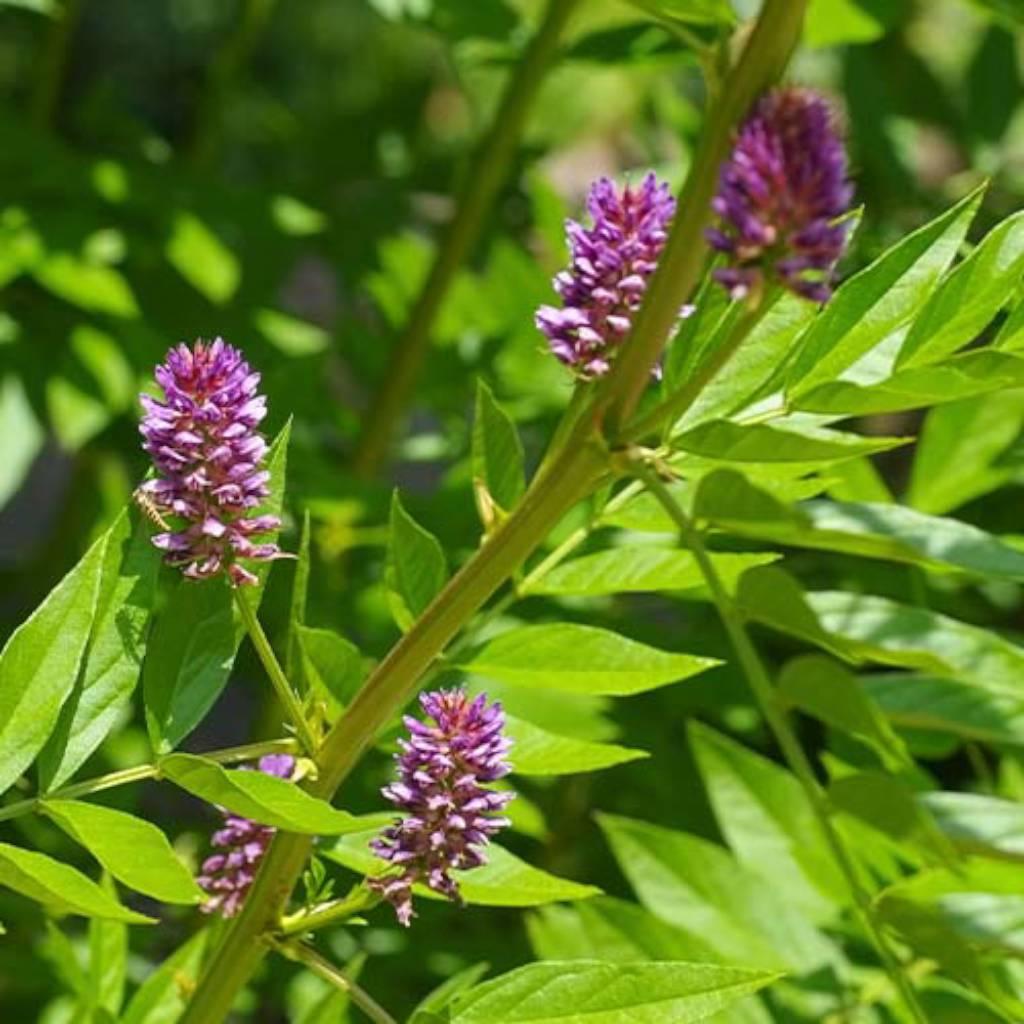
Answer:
(0, 0, 1022, 1019)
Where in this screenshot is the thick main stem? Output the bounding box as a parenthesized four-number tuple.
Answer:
(633, 462, 929, 1024)
(352, 0, 580, 477)
(234, 591, 319, 757)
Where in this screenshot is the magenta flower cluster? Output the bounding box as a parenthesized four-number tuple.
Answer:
(197, 754, 296, 918)
(138, 338, 283, 587)
(536, 173, 676, 377)
(708, 87, 853, 303)
(369, 689, 513, 926)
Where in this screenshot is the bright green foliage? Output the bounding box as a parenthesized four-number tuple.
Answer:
(387, 491, 448, 629)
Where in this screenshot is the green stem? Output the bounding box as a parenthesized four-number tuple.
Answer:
(0, 739, 296, 824)
(278, 886, 380, 937)
(269, 939, 397, 1024)
(31, 0, 83, 128)
(234, 591, 319, 757)
(596, 0, 808, 434)
(351, 0, 581, 477)
(631, 458, 929, 1024)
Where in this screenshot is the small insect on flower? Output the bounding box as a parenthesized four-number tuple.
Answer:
(369, 689, 514, 926)
(138, 338, 287, 587)
(197, 753, 296, 918)
(536, 173, 676, 378)
(707, 86, 854, 303)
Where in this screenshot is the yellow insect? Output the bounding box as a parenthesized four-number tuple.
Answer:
(133, 486, 171, 531)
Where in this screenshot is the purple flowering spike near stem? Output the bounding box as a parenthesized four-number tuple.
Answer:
(138, 338, 286, 587)
(197, 754, 296, 918)
(708, 87, 853, 303)
(369, 689, 514, 926)
(536, 173, 676, 378)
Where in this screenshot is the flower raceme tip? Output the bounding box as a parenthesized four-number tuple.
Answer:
(708, 86, 853, 303)
(536, 173, 676, 378)
(138, 338, 286, 587)
(369, 689, 514, 926)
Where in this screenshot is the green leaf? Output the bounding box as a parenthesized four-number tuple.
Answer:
(41, 800, 203, 904)
(597, 814, 834, 972)
(908, 390, 1024, 514)
(505, 715, 647, 776)
(325, 830, 599, 907)
(807, 591, 1024, 695)
(786, 186, 983, 396)
(804, 0, 900, 47)
(863, 672, 1024, 746)
(120, 929, 208, 1024)
(255, 308, 330, 356)
(680, 294, 816, 430)
(386, 491, 448, 630)
(411, 963, 492, 1023)
(795, 350, 1024, 416)
(461, 623, 718, 696)
(160, 754, 367, 834)
(673, 419, 909, 465)
(166, 212, 240, 304)
(89, 876, 127, 1014)
(0, 531, 106, 797)
(296, 625, 364, 712)
(33, 253, 139, 317)
(897, 211, 1024, 367)
(143, 422, 290, 752)
(920, 793, 1024, 863)
(0, 842, 152, 923)
(286, 509, 312, 682)
(689, 722, 845, 922)
(0, 374, 43, 513)
(39, 508, 161, 790)
(523, 548, 778, 597)
(472, 380, 525, 514)
(447, 961, 779, 1024)
(625, 0, 736, 27)
(528, 897, 719, 964)
(779, 656, 909, 768)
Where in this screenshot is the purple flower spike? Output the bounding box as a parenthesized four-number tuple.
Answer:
(138, 338, 285, 587)
(536, 173, 676, 378)
(197, 754, 296, 918)
(708, 87, 853, 303)
(369, 689, 514, 927)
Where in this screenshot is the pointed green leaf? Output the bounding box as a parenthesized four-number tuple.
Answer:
(160, 754, 367, 834)
(506, 715, 647, 776)
(461, 623, 718, 696)
(898, 211, 1024, 367)
(796, 350, 1024, 416)
(779, 656, 909, 769)
(143, 421, 290, 752)
(863, 672, 1024, 746)
(166, 212, 240, 304)
(89, 875, 127, 1014)
(296, 625, 364, 712)
(120, 928, 208, 1024)
(0, 842, 153, 923)
(0, 374, 44, 513)
(41, 800, 203, 905)
(472, 379, 525, 513)
(908, 389, 1024, 514)
(386, 491, 448, 630)
(286, 509, 312, 682)
(39, 507, 161, 790)
(448, 961, 780, 1024)
(674, 419, 909, 465)
(523, 549, 778, 597)
(325, 829, 599, 907)
(689, 722, 845, 921)
(920, 793, 1024, 863)
(33, 253, 139, 317)
(0, 530, 106, 797)
(597, 814, 833, 972)
(786, 186, 983, 395)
